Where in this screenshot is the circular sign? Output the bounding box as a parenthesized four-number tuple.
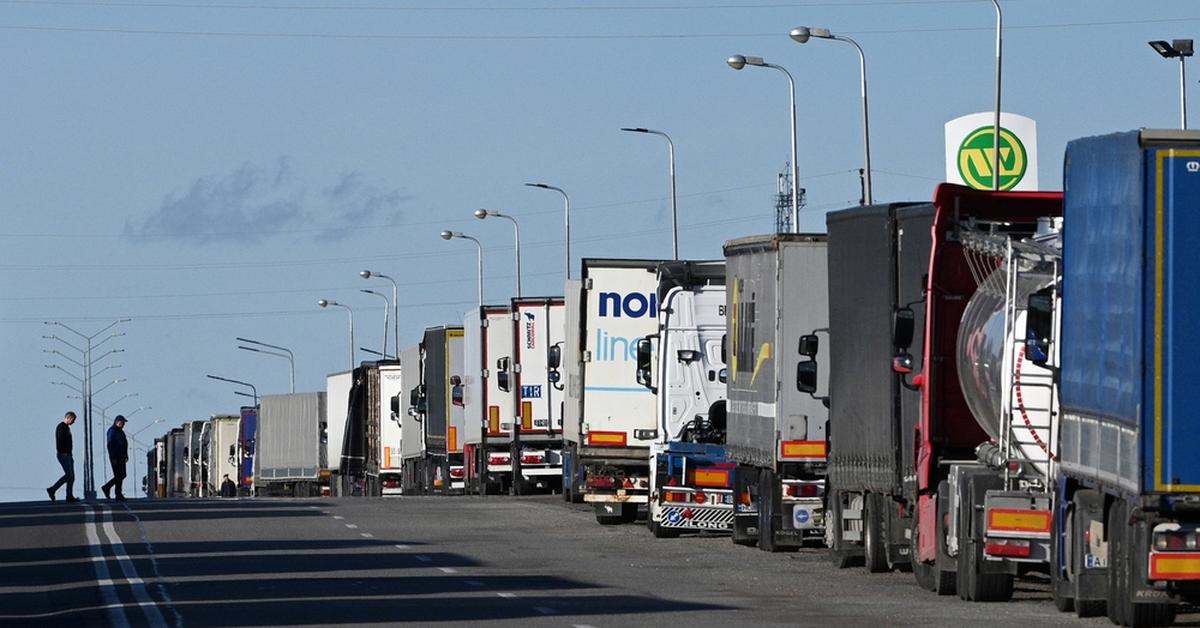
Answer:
(793, 507, 811, 527)
(957, 125, 1028, 191)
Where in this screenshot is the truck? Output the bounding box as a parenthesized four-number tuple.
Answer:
(238, 405, 257, 495)
(254, 392, 328, 497)
(378, 362, 404, 496)
(166, 426, 186, 498)
(150, 437, 166, 498)
(325, 370, 353, 495)
(1042, 129, 1200, 626)
(723, 234, 828, 551)
(339, 360, 404, 496)
(634, 260, 732, 537)
(562, 259, 665, 524)
(821, 203, 930, 570)
(463, 304, 517, 495)
(202, 414, 241, 497)
(402, 327, 466, 494)
(184, 420, 206, 497)
(508, 296, 566, 494)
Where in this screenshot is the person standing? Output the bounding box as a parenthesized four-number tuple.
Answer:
(101, 415, 129, 500)
(47, 411, 79, 502)
(220, 474, 237, 498)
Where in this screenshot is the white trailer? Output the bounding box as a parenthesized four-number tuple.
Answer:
(562, 259, 665, 524)
(378, 363, 404, 495)
(509, 296, 566, 494)
(325, 370, 352, 494)
(203, 415, 241, 497)
(463, 305, 517, 494)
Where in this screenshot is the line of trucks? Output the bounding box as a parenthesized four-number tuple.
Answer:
(144, 129, 1200, 626)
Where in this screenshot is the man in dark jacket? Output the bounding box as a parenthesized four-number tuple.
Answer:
(47, 411, 79, 502)
(101, 415, 129, 500)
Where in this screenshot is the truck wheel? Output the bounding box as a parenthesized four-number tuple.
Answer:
(827, 489, 863, 568)
(731, 466, 758, 547)
(757, 468, 781, 552)
(1108, 499, 1176, 627)
(1050, 501, 1075, 612)
(863, 492, 889, 573)
(648, 507, 680, 538)
(933, 480, 957, 596)
(595, 503, 626, 525)
(956, 474, 1012, 602)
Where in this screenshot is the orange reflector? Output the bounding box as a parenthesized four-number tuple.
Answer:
(987, 508, 1051, 533)
(1150, 553, 1200, 580)
(448, 426, 459, 452)
(780, 440, 827, 459)
(664, 491, 688, 503)
(587, 431, 628, 447)
(488, 406, 501, 434)
(522, 401, 533, 430)
(691, 469, 731, 488)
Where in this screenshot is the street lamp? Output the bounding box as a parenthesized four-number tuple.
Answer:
(1149, 38, 1194, 129)
(130, 417, 165, 495)
(125, 405, 152, 419)
(620, 128, 679, 258)
(474, 209, 522, 297)
(360, 270, 401, 359)
(727, 54, 800, 233)
(440, 230, 484, 308)
(318, 299, 356, 370)
(989, 0, 1002, 189)
(236, 337, 295, 393)
(790, 27, 873, 205)
(360, 289, 392, 359)
(524, 183, 572, 279)
(206, 374, 258, 406)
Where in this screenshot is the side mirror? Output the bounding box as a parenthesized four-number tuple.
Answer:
(796, 360, 818, 394)
(892, 353, 914, 375)
(228, 445, 236, 457)
(718, 368, 728, 384)
(893, 307, 915, 350)
(635, 338, 653, 389)
(390, 394, 400, 416)
(547, 344, 562, 369)
(496, 357, 512, 393)
(450, 375, 464, 407)
(798, 334, 819, 357)
(1025, 288, 1054, 367)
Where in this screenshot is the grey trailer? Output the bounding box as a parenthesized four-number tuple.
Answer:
(255, 392, 328, 497)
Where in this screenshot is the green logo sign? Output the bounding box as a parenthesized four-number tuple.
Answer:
(957, 126, 1028, 191)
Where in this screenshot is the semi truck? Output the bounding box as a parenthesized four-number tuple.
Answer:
(167, 426, 186, 498)
(238, 405, 257, 495)
(325, 370, 353, 495)
(402, 326, 466, 494)
(378, 362, 404, 496)
(635, 260, 732, 537)
(339, 360, 404, 496)
(150, 437, 166, 498)
(463, 304, 517, 494)
(724, 234, 829, 551)
(254, 392, 328, 497)
(1044, 129, 1200, 626)
(508, 296, 566, 494)
(821, 203, 930, 571)
(563, 259, 665, 524)
(184, 420, 206, 497)
(203, 414, 241, 497)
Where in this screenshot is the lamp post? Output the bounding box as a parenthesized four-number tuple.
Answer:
(727, 54, 799, 232)
(1150, 39, 1194, 129)
(789, 27, 873, 205)
(318, 299, 356, 370)
(990, 0, 1002, 189)
(474, 209, 522, 297)
(620, 128, 679, 258)
(236, 337, 295, 393)
(360, 289, 392, 359)
(360, 270, 401, 359)
(206, 374, 258, 406)
(524, 183, 572, 279)
(440, 230, 484, 308)
(130, 418, 164, 496)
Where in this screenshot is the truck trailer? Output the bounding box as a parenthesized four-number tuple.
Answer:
(378, 362, 404, 496)
(325, 370, 353, 495)
(402, 327, 466, 494)
(635, 261, 732, 537)
(254, 392, 328, 497)
(724, 234, 829, 551)
(340, 360, 403, 496)
(563, 259, 665, 524)
(203, 415, 241, 497)
(508, 296, 566, 494)
(463, 304, 517, 494)
(238, 405, 257, 495)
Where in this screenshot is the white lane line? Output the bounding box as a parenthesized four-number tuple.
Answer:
(99, 507, 167, 627)
(532, 606, 557, 615)
(497, 592, 517, 599)
(332, 515, 344, 520)
(120, 504, 182, 627)
(394, 544, 410, 550)
(437, 567, 456, 574)
(573, 624, 598, 628)
(415, 555, 432, 562)
(345, 524, 358, 529)
(360, 532, 374, 538)
(81, 505, 129, 628)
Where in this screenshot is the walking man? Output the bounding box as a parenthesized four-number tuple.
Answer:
(101, 415, 129, 500)
(47, 411, 79, 502)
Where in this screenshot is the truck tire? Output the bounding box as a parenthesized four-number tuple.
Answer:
(1108, 499, 1176, 627)
(1050, 501, 1075, 612)
(731, 466, 758, 547)
(1072, 489, 1106, 618)
(956, 474, 1012, 602)
(758, 468, 783, 552)
(828, 490, 861, 568)
(648, 506, 680, 538)
(931, 480, 956, 596)
(864, 492, 889, 573)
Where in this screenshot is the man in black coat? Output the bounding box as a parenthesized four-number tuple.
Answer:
(46, 411, 79, 502)
(101, 415, 129, 500)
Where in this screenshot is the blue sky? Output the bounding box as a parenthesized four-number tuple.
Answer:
(2, 0, 1196, 501)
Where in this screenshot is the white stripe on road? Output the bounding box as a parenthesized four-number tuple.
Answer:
(360, 533, 374, 538)
(345, 524, 358, 529)
(437, 567, 456, 574)
(497, 592, 517, 598)
(394, 544, 410, 550)
(333, 515, 344, 520)
(81, 505, 129, 628)
(99, 507, 167, 627)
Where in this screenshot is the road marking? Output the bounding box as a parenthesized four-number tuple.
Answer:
(437, 567, 457, 574)
(415, 555, 432, 562)
(360, 532, 374, 538)
(119, 504, 181, 626)
(573, 625, 598, 628)
(532, 606, 556, 615)
(333, 515, 344, 520)
(497, 592, 517, 598)
(81, 505, 129, 628)
(99, 507, 167, 628)
(345, 524, 358, 529)
(394, 544, 410, 550)
(465, 580, 484, 586)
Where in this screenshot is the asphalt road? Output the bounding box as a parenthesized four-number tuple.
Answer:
(2, 495, 1198, 627)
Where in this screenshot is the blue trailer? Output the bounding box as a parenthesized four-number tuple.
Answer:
(1045, 129, 1200, 626)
